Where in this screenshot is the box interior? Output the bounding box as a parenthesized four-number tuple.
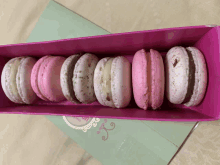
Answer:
(0, 25, 219, 121)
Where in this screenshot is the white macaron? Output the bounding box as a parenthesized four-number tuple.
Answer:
(165, 46, 207, 107)
(1, 57, 37, 104)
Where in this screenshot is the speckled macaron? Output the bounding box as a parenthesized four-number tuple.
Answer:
(60, 54, 81, 104)
(73, 53, 99, 104)
(165, 46, 207, 107)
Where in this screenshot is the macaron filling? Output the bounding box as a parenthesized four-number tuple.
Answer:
(102, 58, 114, 103)
(182, 48, 196, 104)
(16, 58, 26, 101)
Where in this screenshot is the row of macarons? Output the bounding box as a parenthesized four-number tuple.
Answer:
(1, 46, 207, 110)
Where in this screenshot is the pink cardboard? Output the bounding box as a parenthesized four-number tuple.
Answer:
(0, 25, 219, 121)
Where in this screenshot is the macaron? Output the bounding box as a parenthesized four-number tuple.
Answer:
(31, 56, 50, 101)
(60, 54, 81, 104)
(132, 49, 165, 110)
(94, 56, 132, 108)
(165, 46, 207, 107)
(31, 56, 66, 102)
(1, 57, 37, 104)
(73, 53, 99, 104)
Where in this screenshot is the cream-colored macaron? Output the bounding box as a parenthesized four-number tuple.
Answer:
(94, 56, 131, 108)
(1, 57, 37, 104)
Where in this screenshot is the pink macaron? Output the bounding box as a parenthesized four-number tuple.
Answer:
(165, 46, 207, 107)
(132, 49, 165, 110)
(31, 56, 66, 102)
(31, 56, 50, 101)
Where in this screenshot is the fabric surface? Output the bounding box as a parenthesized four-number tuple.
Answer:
(0, 0, 220, 164)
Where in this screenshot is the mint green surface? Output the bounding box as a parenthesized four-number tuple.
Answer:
(142, 121, 196, 147)
(27, 1, 109, 42)
(26, 1, 196, 164)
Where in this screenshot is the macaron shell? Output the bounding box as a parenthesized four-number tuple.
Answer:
(39, 56, 66, 102)
(94, 57, 111, 106)
(150, 49, 165, 109)
(31, 56, 50, 101)
(60, 54, 81, 104)
(1, 58, 20, 103)
(73, 53, 98, 104)
(16, 57, 37, 104)
(1, 57, 24, 104)
(38, 56, 54, 101)
(184, 47, 207, 107)
(111, 56, 131, 108)
(165, 46, 189, 104)
(101, 58, 115, 108)
(1, 61, 11, 101)
(132, 49, 149, 110)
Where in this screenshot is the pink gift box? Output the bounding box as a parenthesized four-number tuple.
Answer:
(0, 25, 219, 122)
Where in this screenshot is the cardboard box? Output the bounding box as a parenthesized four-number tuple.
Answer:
(0, 24, 218, 122)
(23, 1, 198, 165)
